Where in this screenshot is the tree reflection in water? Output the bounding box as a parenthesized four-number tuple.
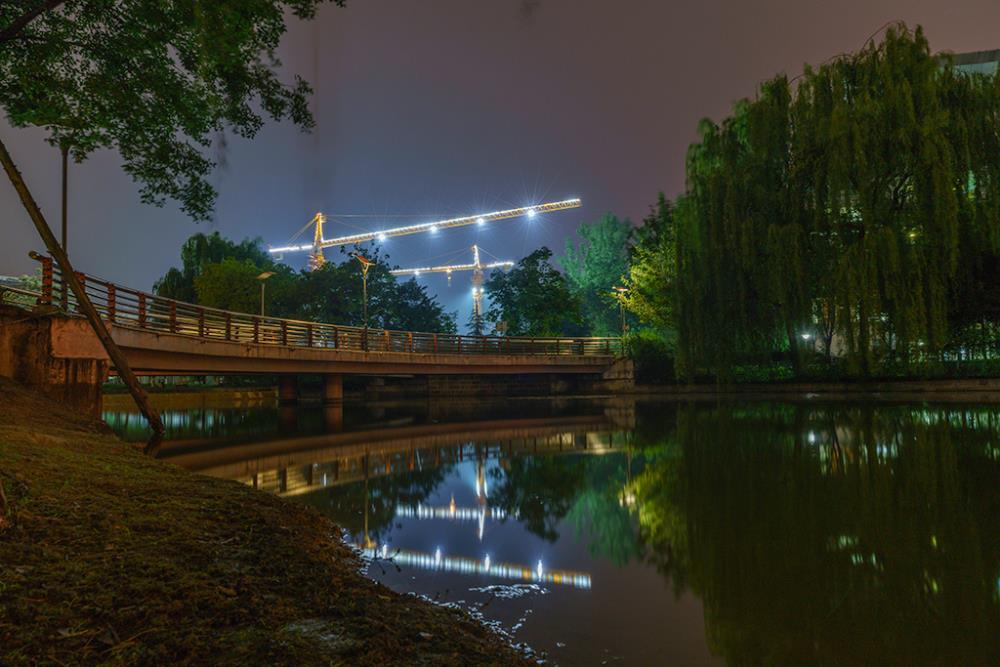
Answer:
(633, 403, 1000, 666)
(288, 401, 999, 665)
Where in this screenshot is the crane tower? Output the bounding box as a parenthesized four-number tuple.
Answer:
(389, 245, 513, 329)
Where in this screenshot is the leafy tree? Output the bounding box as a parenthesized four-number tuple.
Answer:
(0, 0, 341, 220)
(561, 213, 633, 335)
(483, 247, 582, 336)
(155, 232, 282, 302)
(625, 193, 677, 334)
(169, 233, 457, 331)
(193, 257, 266, 314)
(674, 25, 1000, 379)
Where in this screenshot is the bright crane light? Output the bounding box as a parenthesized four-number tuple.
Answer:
(268, 198, 582, 257)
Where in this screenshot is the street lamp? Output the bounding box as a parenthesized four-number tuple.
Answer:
(257, 271, 275, 316)
(352, 254, 375, 350)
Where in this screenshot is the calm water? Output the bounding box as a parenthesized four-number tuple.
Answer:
(107, 396, 1000, 666)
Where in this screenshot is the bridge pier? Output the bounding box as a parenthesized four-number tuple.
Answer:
(322, 374, 343, 404)
(278, 376, 298, 405)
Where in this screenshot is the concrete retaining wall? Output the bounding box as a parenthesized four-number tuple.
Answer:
(0, 305, 108, 417)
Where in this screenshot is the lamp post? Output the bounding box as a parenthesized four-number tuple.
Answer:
(353, 254, 374, 351)
(257, 271, 275, 316)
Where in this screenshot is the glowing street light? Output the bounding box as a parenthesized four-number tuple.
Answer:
(352, 254, 375, 351)
(257, 271, 275, 317)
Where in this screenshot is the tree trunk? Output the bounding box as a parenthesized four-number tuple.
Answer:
(0, 135, 164, 437)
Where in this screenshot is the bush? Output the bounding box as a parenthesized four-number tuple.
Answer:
(625, 330, 675, 384)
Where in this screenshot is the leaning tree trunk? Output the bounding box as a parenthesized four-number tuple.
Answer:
(0, 135, 164, 437)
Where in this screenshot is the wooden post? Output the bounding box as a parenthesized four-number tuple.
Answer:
(106, 283, 116, 323)
(333, 326, 339, 349)
(253, 317, 260, 343)
(225, 313, 231, 340)
(280, 320, 288, 346)
(31, 252, 52, 305)
(138, 293, 147, 328)
(433, 333, 438, 353)
(0, 137, 163, 436)
(169, 302, 177, 333)
(197, 307, 205, 337)
(307, 324, 313, 347)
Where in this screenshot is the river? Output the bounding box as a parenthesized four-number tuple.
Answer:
(105, 394, 1000, 666)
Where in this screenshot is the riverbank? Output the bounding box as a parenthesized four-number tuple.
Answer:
(0, 378, 532, 665)
(631, 376, 1000, 402)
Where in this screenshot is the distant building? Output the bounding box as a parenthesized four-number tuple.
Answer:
(951, 49, 1000, 75)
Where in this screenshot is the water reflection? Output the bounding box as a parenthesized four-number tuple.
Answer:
(108, 399, 1000, 665)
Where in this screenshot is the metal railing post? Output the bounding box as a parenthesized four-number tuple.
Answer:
(138, 293, 147, 328)
(106, 284, 116, 323)
(30, 252, 53, 306)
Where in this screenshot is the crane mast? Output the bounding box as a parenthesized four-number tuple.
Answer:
(390, 245, 513, 328)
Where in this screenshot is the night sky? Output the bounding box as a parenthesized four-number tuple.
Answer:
(3, 0, 1000, 327)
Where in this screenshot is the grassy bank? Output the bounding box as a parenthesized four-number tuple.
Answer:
(0, 378, 530, 665)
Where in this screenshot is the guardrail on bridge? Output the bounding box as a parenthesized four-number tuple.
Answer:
(23, 253, 622, 358)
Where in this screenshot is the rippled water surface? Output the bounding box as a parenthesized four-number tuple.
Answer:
(107, 396, 1000, 665)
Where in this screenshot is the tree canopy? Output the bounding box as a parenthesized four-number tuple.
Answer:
(0, 0, 340, 219)
(560, 213, 633, 336)
(483, 247, 582, 336)
(672, 25, 1000, 379)
(157, 233, 456, 333)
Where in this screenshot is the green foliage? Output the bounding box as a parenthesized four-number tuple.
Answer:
(625, 193, 676, 333)
(0, 270, 41, 307)
(561, 213, 633, 335)
(157, 232, 456, 332)
(483, 247, 582, 336)
(154, 232, 283, 302)
(193, 257, 265, 314)
(673, 25, 1000, 380)
(0, 0, 341, 220)
(623, 329, 675, 384)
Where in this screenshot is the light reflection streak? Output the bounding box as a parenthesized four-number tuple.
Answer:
(360, 546, 592, 589)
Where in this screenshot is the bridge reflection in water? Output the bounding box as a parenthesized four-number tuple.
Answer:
(359, 545, 592, 589)
(153, 404, 633, 591)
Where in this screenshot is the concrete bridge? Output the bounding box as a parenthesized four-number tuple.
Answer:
(0, 258, 631, 415)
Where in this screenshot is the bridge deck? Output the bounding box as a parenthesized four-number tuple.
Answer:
(23, 256, 623, 377)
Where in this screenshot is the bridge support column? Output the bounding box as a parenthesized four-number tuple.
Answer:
(278, 375, 298, 405)
(322, 374, 343, 404)
(323, 404, 344, 432)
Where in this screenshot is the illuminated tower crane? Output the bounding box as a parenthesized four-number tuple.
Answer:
(389, 245, 513, 329)
(268, 198, 581, 270)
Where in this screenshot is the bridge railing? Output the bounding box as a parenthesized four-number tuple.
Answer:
(28, 254, 622, 357)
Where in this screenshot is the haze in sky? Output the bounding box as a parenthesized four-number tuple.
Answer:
(3, 0, 999, 327)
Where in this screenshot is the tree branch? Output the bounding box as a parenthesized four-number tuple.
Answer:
(0, 0, 68, 45)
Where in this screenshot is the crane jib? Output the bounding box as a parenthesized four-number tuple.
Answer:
(267, 198, 581, 255)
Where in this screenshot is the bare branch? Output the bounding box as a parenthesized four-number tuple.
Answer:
(0, 0, 68, 45)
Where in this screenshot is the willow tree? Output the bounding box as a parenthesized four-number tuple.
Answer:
(675, 25, 1000, 379)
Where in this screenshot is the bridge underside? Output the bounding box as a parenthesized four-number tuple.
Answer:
(2, 307, 632, 417)
(111, 327, 615, 376)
